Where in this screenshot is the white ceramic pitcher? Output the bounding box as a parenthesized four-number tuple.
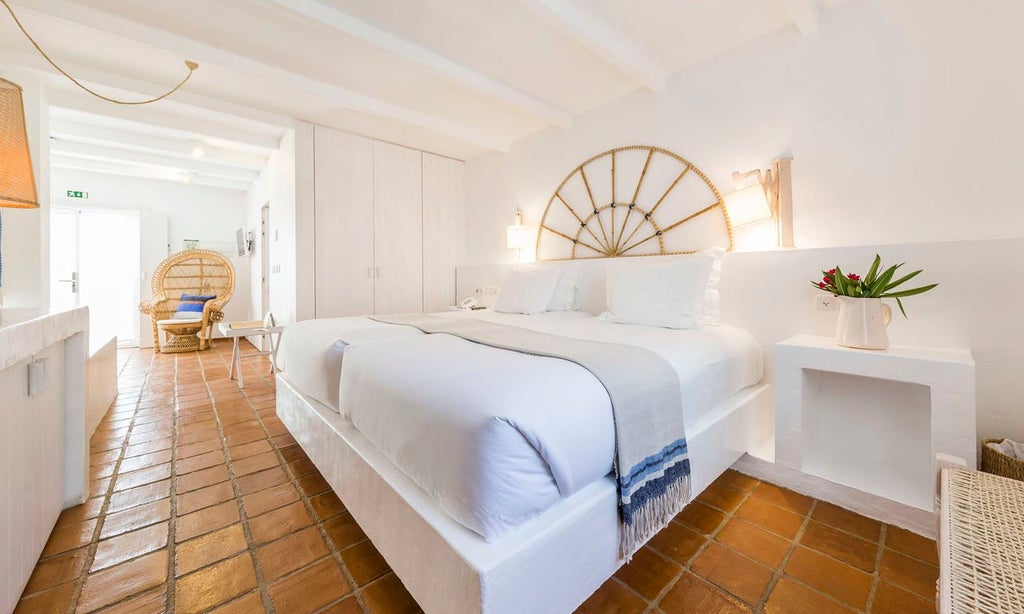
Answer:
(835, 296, 892, 350)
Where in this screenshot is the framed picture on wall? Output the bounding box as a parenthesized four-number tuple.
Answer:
(184, 239, 199, 250)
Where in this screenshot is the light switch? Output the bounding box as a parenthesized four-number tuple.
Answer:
(27, 359, 48, 396)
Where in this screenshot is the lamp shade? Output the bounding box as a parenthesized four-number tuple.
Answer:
(724, 184, 770, 228)
(506, 224, 531, 249)
(0, 78, 38, 209)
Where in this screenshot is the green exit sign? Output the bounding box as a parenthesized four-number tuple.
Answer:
(66, 190, 88, 199)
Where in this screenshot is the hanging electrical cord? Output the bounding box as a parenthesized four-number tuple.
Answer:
(0, 0, 198, 105)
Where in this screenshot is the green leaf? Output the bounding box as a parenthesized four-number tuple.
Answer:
(864, 254, 882, 285)
(882, 283, 938, 298)
(884, 269, 922, 291)
(869, 263, 903, 297)
(895, 296, 908, 318)
(833, 265, 848, 295)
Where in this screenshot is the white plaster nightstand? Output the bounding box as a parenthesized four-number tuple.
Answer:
(774, 335, 975, 511)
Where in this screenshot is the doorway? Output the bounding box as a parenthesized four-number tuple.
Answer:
(50, 207, 141, 347)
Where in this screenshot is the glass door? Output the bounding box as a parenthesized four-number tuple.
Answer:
(50, 207, 141, 346)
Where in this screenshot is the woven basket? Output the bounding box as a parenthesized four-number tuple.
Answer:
(981, 438, 1024, 481)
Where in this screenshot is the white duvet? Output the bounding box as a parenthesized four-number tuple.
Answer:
(279, 310, 762, 540)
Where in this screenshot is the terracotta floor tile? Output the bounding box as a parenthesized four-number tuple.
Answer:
(613, 546, 680, 600)
(871, 581, 935, 614)
(288, 457, 319, 478)
(107, 479, 171, 514)
(237, 466, 289, 495)
(310, 490, 347, 520)
(232, 450, 280, 476)
(885, 526, 939, 565)
(340, 540, 391, 586)
(715, 518, 791, 568)
(659, 572, 751, 614)
(785, 546, 872, 610)
(812, 501, 883, 542)
(695, 482, 747, 513)
(176, 450, 226, 475)
(91, 522, 169, 572)
(175, 500, 241, 543)
(249, 500, 314, 545)
(272, 433, 298, 448)
(225, 427, 266, 446)
(119, 449, 172, 474)
(89, 476, 112, 496)
(114, 463, 173, 492)
(361, 573, 423, 614)
(55, 497, 103, 527)
(228, 439, 273, 460)
(22, 547, 87, 595)
(256, 526, 331, 581)
(691, 542, 772, 605)
(320, 596, 363, 614)
(242, 482, 300, 517)
(734, 496, 805, 540)
(176, 524, 248, 577)
(98, 585, 168, 614)
(296, 473, 331, 497)
(801, 520, 879, 572)
(574, 579, 646, 614)
(764, 578, 856, 614)
(77, 549, 168, 612)
(176, 553, 258, 613)
(176, 464, 231, 494)
(323, 513, 368, 550)
(649, 520, 707, 564)
(124, 439, 172, 458)
(675, 501, 727, 535)
(177, 481, 236, 516)
(177, 438, 223, 459)
(714, 470, 760, 493)
(41, 518, 97, 557)
(269, 557, 351, 612)
(208, 591, 267, 614)
(13, 581, 76, 613)
(749, 483, 814, 515)
(280, 444, 309, 463)
(878, 548, 939, 598)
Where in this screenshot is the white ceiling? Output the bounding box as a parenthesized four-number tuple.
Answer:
(2, 0, 845, 166)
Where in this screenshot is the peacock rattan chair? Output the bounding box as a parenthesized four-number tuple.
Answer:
(139, 249, 235, 351)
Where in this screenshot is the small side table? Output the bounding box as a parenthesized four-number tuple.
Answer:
(774, 335, 975, 511)
(218, 321, 284, 387)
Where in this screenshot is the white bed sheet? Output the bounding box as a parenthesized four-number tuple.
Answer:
(327, 310, 763, 540)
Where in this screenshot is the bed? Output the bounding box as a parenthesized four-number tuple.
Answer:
(276, 308, 769, 613)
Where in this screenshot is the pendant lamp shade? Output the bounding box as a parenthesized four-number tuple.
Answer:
(0, 78, 38, 209)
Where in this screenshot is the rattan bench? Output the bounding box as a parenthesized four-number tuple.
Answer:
(939, 468, 1024, 613)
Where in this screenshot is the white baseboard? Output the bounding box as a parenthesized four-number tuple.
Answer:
(731, 453, 936, 538)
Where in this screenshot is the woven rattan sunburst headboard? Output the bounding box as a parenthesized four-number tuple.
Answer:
(535, 145, 734, 260)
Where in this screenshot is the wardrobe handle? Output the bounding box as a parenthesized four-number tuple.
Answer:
(366, 267, 372, 278)
(375, 267, 381, 278)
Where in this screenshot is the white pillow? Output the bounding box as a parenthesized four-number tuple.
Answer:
(519, 263, 580, 311)
(494, 267, 563, 315)
(603, 248, 724, 329)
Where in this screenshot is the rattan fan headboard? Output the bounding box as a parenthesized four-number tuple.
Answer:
(535, 145, 733, 261)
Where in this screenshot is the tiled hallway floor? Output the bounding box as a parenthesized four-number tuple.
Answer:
(16, 343, 939, 613)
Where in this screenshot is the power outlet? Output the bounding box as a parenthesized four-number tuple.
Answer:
(816, 294, 839, 312)
(482, 286, 500, 296)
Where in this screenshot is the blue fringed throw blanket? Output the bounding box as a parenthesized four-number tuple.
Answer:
(370, 314, 690, 559)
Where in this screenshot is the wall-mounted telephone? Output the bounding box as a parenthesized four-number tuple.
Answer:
(460, 296, 479, 310)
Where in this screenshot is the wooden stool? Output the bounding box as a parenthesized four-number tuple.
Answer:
(157, 319, 203, 353)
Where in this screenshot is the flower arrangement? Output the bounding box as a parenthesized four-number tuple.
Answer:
(811, 254, 937, 317)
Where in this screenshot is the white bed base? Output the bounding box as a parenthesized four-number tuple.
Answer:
(276, 374, 771, 614)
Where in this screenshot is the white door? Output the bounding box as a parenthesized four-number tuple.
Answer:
(50, 208, 141, 346)
(373, 141, 423, 314)
(260, 204, 270, 317)
(422, 153, 464, 312)
(314, 126, 374, 317)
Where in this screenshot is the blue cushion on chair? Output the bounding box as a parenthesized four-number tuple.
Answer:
(175, 294, 216, 318)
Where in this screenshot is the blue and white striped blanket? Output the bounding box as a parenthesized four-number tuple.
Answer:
(370, 314, 690, 559)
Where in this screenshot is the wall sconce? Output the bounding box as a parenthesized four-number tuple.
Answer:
(506, 208, 531, 265)
(724, 157, 793, 248)
(0, 78, 38, 209)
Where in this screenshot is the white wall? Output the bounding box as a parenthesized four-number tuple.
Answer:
(244, 129, 296, 328)
(465, 0, 1024, 264)
(1, 69, 49, 308)
(50, 168, 252, 329)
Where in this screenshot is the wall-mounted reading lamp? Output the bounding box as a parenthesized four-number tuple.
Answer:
(724, 157, 794, 248)
(506, 209, 531, 265)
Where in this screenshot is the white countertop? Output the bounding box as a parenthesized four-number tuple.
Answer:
(0, 307, 90, 371)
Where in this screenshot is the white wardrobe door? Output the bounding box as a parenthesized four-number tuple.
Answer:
(422, 153, 464, 312)
(314, 126, 375, 317)
(373, 141, 423, 314)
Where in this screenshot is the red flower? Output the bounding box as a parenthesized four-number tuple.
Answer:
(818, 282, 826, 288)
(822, 276, 830, 283)
(848, 273, 861, 281)
(827, 268, 836, 276)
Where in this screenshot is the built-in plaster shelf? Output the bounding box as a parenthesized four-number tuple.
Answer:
(775, 335, 976, 512)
